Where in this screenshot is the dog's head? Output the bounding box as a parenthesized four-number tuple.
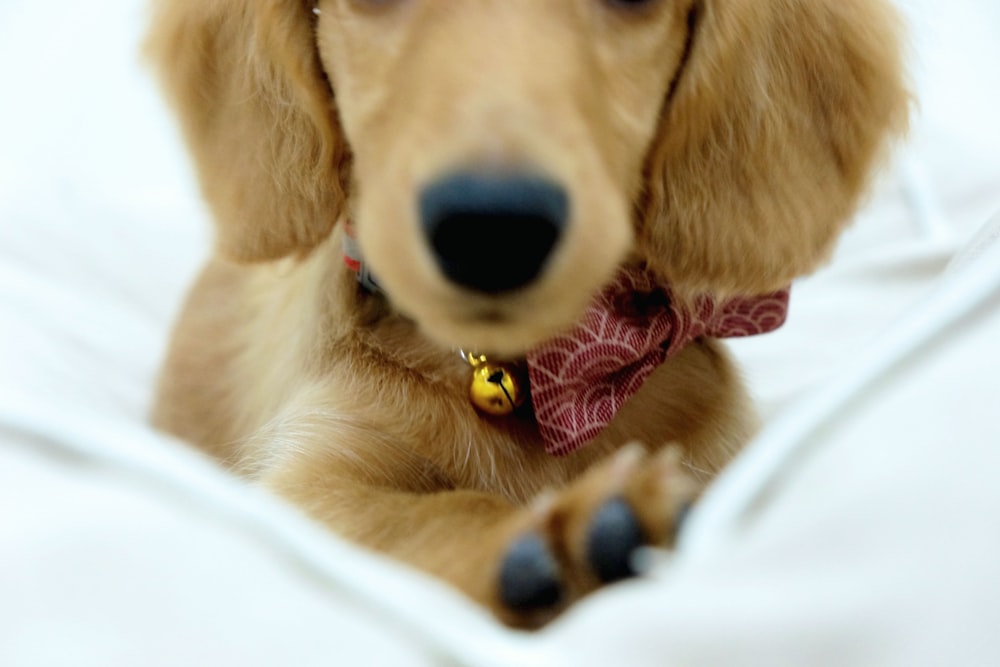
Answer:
(149, 0, 907, 356)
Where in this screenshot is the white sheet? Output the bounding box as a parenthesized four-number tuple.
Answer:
(2, 0, 1000, 664)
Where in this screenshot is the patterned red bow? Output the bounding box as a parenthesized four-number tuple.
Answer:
(526, 269, 790, 456)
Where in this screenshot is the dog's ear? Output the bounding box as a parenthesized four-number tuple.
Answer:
(146, 0, 349, 261)
(641, 0, 909, 295)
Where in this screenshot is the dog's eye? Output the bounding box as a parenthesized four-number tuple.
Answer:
(604, 0, 660, 15)
(606, 0, 659, 10)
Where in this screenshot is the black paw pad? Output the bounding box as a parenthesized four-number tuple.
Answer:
(586, 497, 646, 583)
(499, 534, 563, 611)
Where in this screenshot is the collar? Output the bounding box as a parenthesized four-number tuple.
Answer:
(343, 222, 789, 456)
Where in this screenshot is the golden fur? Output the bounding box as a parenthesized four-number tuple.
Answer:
(147, 0, 908, 626)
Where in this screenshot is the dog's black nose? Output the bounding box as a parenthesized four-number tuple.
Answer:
(419, 172, 568, 294)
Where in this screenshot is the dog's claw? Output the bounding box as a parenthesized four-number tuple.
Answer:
(585, 496, 646, 583)
(499, 534, 563, 611)
(673, 500, 693, 538)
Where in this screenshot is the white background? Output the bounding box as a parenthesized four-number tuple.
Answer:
(1, 1, 999, 664)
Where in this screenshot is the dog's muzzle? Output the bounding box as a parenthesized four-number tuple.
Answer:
(418, 172, 569, 294)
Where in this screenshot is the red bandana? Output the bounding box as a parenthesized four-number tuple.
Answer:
(526, 269, 789, 456)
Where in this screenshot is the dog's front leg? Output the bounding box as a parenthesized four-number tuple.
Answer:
(257, 420, 696, 628)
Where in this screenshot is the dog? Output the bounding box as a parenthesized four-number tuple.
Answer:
(147, 0, 908, 627)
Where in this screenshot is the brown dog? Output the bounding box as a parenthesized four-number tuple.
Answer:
(147, 0, 908, 627)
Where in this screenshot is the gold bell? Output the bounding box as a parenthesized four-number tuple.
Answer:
(463, 352, 528, 417)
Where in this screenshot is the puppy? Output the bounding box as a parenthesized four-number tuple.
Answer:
(147, 0, 908, 627)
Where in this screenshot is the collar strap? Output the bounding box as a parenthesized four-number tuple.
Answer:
(343, 220, 382, 293)
(342, 225, 789, 455)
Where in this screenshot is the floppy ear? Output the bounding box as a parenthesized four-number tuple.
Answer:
(641, 0, 909, 295)
(146, 0, 349, 261)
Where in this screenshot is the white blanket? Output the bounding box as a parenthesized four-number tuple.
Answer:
(2, 0, 999, 664)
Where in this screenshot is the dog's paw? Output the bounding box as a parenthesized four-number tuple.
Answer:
(494, 444, 698, 627)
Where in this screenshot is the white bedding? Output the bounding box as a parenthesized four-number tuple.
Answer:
(2, 0, 1000, 664)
